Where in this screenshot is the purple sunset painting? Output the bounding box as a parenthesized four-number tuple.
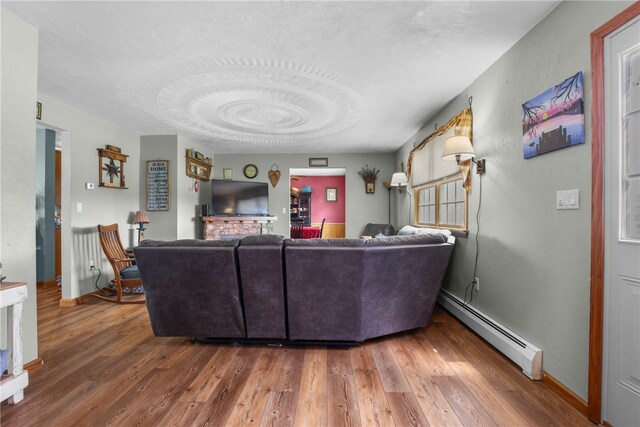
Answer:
(522, 72, 585, 159)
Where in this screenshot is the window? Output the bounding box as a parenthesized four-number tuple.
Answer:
(415, 173, 467, 231)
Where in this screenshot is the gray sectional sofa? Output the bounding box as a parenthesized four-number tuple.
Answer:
(133, 233, 455, 343)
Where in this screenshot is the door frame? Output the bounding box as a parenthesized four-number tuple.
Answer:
(589, 2, 640, 423)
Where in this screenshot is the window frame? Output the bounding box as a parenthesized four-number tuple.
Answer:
(414, 172, 468, 232)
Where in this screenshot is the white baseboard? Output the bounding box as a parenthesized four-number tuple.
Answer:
(438, 290, 542, 380)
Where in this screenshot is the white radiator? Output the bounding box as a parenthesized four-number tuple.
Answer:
(437, 290, 542, 380)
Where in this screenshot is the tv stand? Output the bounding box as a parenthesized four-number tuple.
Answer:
(202, 216, 277, 240)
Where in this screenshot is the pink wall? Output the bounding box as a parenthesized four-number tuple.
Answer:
(292, 175, 345, 223)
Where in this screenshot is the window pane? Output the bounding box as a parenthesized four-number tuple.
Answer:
(419, 189, 426, 206)
(440, 185, 447, 203)
(440, 204, 447, 224)
(429, 206, 435, 224)
(428, 187, 435, 204)
(456, 179, 465, 202)
(418, 206, 426, 223)
(447, 182, 456, 203)
(447, 204, 455, 225)
(456, 202, 465, 226)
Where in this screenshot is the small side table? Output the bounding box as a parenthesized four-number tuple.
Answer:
(0, 282, 29, 404)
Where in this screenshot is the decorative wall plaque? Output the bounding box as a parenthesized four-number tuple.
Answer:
(98, 147, 128, 189)
(146, 160, 170, 211)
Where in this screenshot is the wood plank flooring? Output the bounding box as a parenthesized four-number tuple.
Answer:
(0, 286, 594, 426)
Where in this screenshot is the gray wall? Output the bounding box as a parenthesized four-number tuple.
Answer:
(1, 8, 39, 362)
(213, 153, 395, 238)
(37, 93, 142, 299)
(394, 0, 633, 400)
(35, 129, 56, 283)
(140, 135, 179, 241)
(139, 135, 211, 241)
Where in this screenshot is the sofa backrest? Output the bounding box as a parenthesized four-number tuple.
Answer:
(237, 235, 287, 339)
(283, 234, 454, 342)
(284, 238, 366, 341)
(134, 239, 245, 338)
(360, 235, 454, 340)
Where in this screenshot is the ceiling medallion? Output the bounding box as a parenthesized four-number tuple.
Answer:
(136, 58, 365, 145)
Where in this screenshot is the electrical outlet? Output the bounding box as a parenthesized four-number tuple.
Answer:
(474, 277, 480, 292)
(89, 259, 94, 270)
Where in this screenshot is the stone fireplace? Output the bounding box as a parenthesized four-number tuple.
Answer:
(202, 216, 277, 240)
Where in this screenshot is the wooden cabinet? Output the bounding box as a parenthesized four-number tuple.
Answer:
(290, 191, 311, 226)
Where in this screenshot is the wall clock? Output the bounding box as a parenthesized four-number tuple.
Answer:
(97, 147, 128, 189)
(243, 164, 258, 179)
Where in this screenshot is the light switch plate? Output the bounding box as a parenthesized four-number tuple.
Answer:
(85, 182, 95, 190)
(556, 189, 580, 210)
(76, 202, 83, 213)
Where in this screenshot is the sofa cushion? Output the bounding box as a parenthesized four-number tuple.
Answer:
(119, 264, 139, 279)
(240, 234, 285, 246)
(397, 225, 452, 238)
(365, 233, 447, 247)
(140, 239, 239, 247)
(284, 238, 365, 247)
(362, 223, 396, 237)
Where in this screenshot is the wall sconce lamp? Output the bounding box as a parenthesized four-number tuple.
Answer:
(133, 211, 150, 245)
(441, 135, 486, 174)
(390, 172, 409, 193)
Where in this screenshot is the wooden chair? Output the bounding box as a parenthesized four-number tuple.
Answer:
(290, 226, 303, 239)
(96, 224, 144, 304)
(319, 218, 326, 238)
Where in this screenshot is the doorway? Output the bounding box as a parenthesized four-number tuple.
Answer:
(35, 128, 59, 292)
(289, 167, 346, 238)
(589, 3, 640, 425)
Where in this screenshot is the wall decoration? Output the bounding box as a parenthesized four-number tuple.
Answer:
(522, 71, 585, 159)
(223, 168, 233, 180)
(358, 164, 380, 194)
(146, 160, 170, 211)
(97, 146, 128, 189)
(185, 149, 211, 181)
(105, 144, 121, 153)
(268, 164, 281, 188)
(309, 157, 329, 167)
(36, 102, 42, 120)
(325, 187, 338, 202)
(243, 164, 258, 179)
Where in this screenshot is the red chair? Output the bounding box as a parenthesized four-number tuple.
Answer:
(290, 226, 303, 238)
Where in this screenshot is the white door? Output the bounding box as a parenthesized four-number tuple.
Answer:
(603, 15, 640, 427)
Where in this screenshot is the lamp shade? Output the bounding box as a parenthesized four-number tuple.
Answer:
(442, 135, 475, 162)
(134, 211, 149, 224)
(390, 172, 408, 187)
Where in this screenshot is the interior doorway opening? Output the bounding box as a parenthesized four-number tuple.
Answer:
(289, 168, 346, 238)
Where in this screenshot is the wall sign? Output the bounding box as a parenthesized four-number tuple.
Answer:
(146, 160, 170, 211)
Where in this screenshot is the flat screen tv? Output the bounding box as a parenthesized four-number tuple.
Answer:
(211, 179, 269, 216)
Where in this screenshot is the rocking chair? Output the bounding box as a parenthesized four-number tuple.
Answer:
(96, 224, 145, 304)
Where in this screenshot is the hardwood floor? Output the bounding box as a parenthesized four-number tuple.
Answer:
(1, 286, 593, 426)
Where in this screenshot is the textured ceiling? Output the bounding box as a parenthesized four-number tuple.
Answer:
(4, 1, 558, 153)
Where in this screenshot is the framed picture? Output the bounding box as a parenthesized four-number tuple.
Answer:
(325, 187, 338, 202)
(223, 168, 233, 180)
(366, 181, 375, 193)
(146, 160, 170, 211)
(309, 157, 329, 167)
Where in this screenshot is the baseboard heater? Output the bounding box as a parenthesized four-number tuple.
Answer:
(437, 289, 542, 380)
